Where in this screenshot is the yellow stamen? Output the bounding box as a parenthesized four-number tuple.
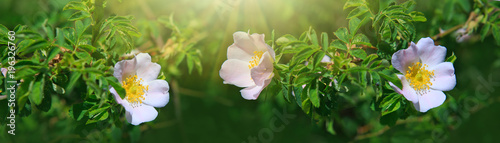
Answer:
(248, 51, 264, 69)
(122, 75, 149, 107)
(405, 62, 435, 95)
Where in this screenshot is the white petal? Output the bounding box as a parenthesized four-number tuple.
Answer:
(109, 87, 123, 104)
(1, 68, 7, 77)
(388, 82, 402, 94)
(136, 62, 161, 82)
(134, 53, 153, 68)
(240, 78, 272, 100)
(113, 59, 136, 83)
(430, 62, 456, 91)
(250, 52, 274, 86)
(124, 102, 158, 125)
(227, 44, 254, 61)
(233, 31, 258, 52)
(250, 33, 275, 59)
(416, 37, 446, 67)
(321, 55, 331, 63)
(219, 59, 255, 87)
(399, 74, 419, 103)
(143, 80, 170, 107)
(417, 90, 446, 112)
(391, 42, 419, 73)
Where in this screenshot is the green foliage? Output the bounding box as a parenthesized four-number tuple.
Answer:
(0, 0, 203, 141)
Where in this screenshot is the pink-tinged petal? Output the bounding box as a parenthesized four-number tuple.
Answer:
(391, 42, 419, 73)
(144, 92, 169, 108)
(134, 53, 153, 69)
(227, 44, 254, 61)
(250, 52, 274, 86)
(113, 59, 136, 83)
(416, 37, 446, 67)
(232, 31, 258, 53)
(143, 80, 170, 107)
(399, 74, 419, 103)
(109, 87, 123, 104)
(250, 33, 275, 59)
(240, 78, 271, 100)
(1, 68, 7, 77)
(416, 90, 446, 112)
(219, 59, 255, 87)
(136, 62, 161, 82)
(430, 62, 456, 91)
(321, 55, 331, 63)
(127, 104, 158, 125)
(389, 82, 403, 94)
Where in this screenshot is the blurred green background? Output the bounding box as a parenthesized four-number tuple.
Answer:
(1, 0, 500, 142)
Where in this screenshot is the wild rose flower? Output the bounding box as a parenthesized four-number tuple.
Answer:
(219, 31, 275, 100)
(390, 37, 456, 112)
(110, 53, 170, 125)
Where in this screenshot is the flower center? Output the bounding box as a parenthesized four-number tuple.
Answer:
(122, 75, 149, 107)
(248, 51, 264, 69)
(405, 62, 435, 95)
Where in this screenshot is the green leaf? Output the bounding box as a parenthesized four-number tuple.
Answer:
(47, 47, 61, 62)
(308, 28, 319, 46)
(480, 23, 491, 41)
(347, 6, 369, 19)
(107, 77, 126, 99)
(326, 120, 336, 135)
(313, 51, 326, 69)
(89, 103, 111, 118)
(442, 0, 455, 22)
(334, 27, 349, 43)
(29, 78, 44, 105)
(380, 93, 402, 116)
(75, 51, 91, 60)
(276, 34, 298, 45)
(348, 17, 361, 36)
(344, 0, 365, 9)
(352, 33, 372, 47)
(17, 39, 49, 56)
(351, 49, 367, 60)
(490, 1, 500, 9)
(69, 11, 91, 21)
(295, 73, 319, 86)
(445, 52, 457, 63)
(175, 52, 186, 66)
(0, 24, 9, 35)
(187, 54, 194, 74)
(362, 54, 378, 67)
(492, 25, 500, 45)
(378, 70, 401, 88)
(52, 83, 65, 94)
(63, 1, 88, 11)
(291, 47, 318, 66)
(75, 20, 89, 40)
(321, 32, 329, 50)
(330, 40, 347, 51)
(66, 72, 82, 94)
(309, 87, 320, 108)
(409, 11, 427, 22)
(301, 98, 312, 114)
